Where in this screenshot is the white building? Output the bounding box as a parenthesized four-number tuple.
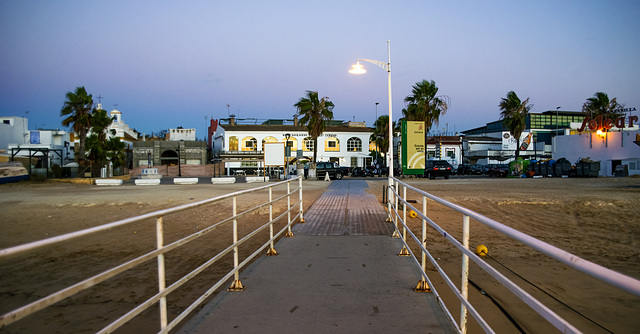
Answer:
(0, 116, 29, 151)
(213, 117, 373, 175)
(169, 128, 196, 141)
(553, 115, 639, 176)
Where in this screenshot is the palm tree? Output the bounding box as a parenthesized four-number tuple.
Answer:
(403, 80, 449, 133)
(370, 115, 396, 164)
(582, 92, 622, 118)
(499, 91, 532, 160)
(294, 91, 335, 169)
(61, 87, 94, 165)
(85, 108, 115, 175)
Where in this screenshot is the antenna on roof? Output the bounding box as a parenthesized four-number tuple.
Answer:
(227, 104, 230, 116)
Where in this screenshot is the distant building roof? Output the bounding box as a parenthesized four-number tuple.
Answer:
(220, 124, 372, 133)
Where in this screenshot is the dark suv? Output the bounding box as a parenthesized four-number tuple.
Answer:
(306, 162, 344, 180)
(424, 160, 453, 179)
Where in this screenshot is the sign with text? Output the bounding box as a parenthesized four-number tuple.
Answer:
(402, 121, 425, 175)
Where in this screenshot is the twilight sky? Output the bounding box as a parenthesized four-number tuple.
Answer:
(1, 1, 639, 137)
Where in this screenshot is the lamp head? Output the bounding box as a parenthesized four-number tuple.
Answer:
(349, 61, 366, 74)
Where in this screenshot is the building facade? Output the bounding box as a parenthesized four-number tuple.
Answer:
(212, 117, 373, 175)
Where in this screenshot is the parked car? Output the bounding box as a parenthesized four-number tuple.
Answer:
(470, 164, 485, 175)
(424, 160, 453, 179)
(306, 161, 344, 180)
(456, 164, 471, 175)
(488, 164, 509, 177)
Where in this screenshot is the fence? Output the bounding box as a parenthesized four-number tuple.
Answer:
(0, 176, 304, 333)
(386, 176, 640, 334)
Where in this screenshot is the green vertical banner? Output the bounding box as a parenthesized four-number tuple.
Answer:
(402, 121, 425, 175)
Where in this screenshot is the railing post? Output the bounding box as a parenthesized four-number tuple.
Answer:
(267, 186, 278, 256)
(392, 179, 399, 237)
(460, 214, 470, 333)
(156, 215, 167, 329)
(398, 184, 409, 255)
(386, 177, 392, 222)
(298, 176, 305, 223)
(415, 194, 431, 292)
(228, 195, 245, 291)
(285, 179, 294, 237)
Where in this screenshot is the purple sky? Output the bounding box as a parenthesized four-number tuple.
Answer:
(1, 1, 639, 137)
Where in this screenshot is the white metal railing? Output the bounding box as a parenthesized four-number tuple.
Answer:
(0, 176, 305, 333)
(386, 176, 640, 334)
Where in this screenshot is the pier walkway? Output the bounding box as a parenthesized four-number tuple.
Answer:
(178, 180, 454, 334)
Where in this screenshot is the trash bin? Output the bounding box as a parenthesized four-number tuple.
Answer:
(615, 164, 629, 177)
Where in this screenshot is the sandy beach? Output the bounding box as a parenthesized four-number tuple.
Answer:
(1, 176, 639, 333)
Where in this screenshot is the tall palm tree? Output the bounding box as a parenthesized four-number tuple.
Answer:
(582, 92, 622, 118)
(60, 86, 94, 165)
(403, 80, 449, 133)
(499, 91, 532, 160)
(294, 90, 335, 166)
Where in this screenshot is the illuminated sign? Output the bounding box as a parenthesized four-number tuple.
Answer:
(577, 115, 638, 133)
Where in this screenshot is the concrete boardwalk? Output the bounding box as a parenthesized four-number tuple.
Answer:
(179, 180, 455, 334)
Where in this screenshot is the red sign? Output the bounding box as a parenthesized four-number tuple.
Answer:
(577, 115, 638, 133)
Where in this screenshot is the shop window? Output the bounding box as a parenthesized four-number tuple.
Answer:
(303, 137, 314, 151)
(229, 136, 238, 151)
(325, 137, 339, 151)
(347, 137, 362, 152)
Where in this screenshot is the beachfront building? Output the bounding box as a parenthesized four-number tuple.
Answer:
(212, 116, 373, 175)
(461, 110, 589, 165)
(2, 116, 73, 168)
(554, 113, 639, 176)
(461, 110, 640, 176)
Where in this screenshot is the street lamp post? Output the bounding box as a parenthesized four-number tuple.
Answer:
(285, 133, 291, 180)
(349, 42, 393, 169)
(350, 40, 393, 219)
(176, 146, 182, 177)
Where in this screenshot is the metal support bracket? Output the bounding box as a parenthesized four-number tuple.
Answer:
(398, 247, 410, 256)
(227, 279, 246, 292)
(285, 231, 294, 237)
(414, 280, 432, 293)
(266, 247, 279, 256)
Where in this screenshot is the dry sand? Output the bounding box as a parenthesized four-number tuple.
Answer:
(380, 176, 640, 334)
(1, 176, 639, 333)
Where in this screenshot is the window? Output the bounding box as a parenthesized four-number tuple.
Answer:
(325, 137, 339, 151)
(262, 136, 277, 150)
(242, 137, 257, 151)
(446, 148, 455, 158)
(347, 137, 362, 152)
(229, 136, 238, 151)
(303, 137, 314, 151)
(284, 137, 298, 151)
(351, 157, 358, 167)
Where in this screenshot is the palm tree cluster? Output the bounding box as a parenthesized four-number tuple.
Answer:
(60, 86, 126, 175)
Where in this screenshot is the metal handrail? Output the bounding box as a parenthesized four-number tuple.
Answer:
(0, 176, 305, 333)
(386, 176, 640, 334)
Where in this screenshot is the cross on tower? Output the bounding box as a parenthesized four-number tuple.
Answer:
(97, 95, 103, 104)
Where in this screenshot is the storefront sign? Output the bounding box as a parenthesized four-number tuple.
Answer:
(577, 115, 638, 133)
(401, 121, 425, 175)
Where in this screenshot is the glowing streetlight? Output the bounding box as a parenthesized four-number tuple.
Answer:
(349, 40, 393, 180)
